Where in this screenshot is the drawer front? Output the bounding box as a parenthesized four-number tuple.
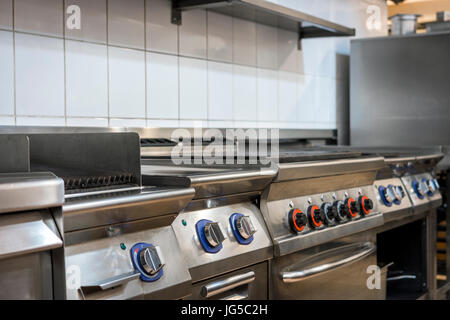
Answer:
(188, 262, 268, 300)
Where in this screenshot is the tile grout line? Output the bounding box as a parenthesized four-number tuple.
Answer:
(12, 0, 16, 125)
(144, 0, 148, 126)
(106, 0, 110, 127)
(205, 10, 209, 124)
(63, 0, 67, 126)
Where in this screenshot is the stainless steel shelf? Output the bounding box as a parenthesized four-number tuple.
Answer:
(172, 0, 355, 48)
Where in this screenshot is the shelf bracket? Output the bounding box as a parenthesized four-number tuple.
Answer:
(171, 4, 182, 26)
(298, 22, 303, 51)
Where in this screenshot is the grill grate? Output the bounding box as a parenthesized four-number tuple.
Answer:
(63, 173, 133, 191)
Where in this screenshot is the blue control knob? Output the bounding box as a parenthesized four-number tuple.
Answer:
(230, 213, 256, 245)
(196, 220, 226, 253)
(130, 243, 164, 282)
(412, 180, 427, 199)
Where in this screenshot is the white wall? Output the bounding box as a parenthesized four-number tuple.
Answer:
(0, 0, 387, 129)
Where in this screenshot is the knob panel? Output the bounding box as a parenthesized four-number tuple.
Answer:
(130, 242, 164, 282)
(196, 219, 226, 253)
(230, 213, 256, 245)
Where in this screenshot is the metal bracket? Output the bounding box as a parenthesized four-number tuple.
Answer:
(171, 5, 182, 25)
(298, 22, 303, 51)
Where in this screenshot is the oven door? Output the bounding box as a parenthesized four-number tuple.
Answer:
(188, 262, 268, 300)
(270, 233, 384, 300)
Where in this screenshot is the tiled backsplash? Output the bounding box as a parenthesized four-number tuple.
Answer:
(0, 0, 387, 130)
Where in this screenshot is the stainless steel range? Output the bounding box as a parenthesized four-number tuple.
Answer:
(258, 149, 387, 299)
(326, 146, 443, 299)
(26, 133, 196, 300)
(141, 158, 276, 300)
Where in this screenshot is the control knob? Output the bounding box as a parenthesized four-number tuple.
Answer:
(319, 202, 336, 226)
(235, 215, 257, 240)
(333, 200, 347, 223)
(344, 198, 359, 219)
(357, 195, 373, 216)
(412, 180, 428, 199)
(204, 222, 226, 248)
(139, 246, 165, 276)
(394, 185, 405, 201)
(307, 205, 322, 229)
(288, 209, 307, 233)
(425, 179, 436, 196)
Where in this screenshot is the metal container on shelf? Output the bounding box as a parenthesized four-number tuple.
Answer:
(389, 14, 421, 35)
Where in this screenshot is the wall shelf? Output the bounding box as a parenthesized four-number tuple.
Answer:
(171, 0, 356, 49)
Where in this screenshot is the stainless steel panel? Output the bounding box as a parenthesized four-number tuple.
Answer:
(350, 32, 450, 147)
(0, 135, 29, 173)
(0, 252, 54, 300)
(142, 165, 277, 199)
(401, 173, 442, 212)
(0, 211, 63, 260)
(274, 157, 385, 182)
(28, 132, 142, 186)
(261, 185, 383, 255)
(0, 172, 64, 214)
(0, 126, 336, 141)
(189, 262, 268, 300)
(65, 226, 191, 300)
(63, 187, 195, 232)
(172, 202, 273, 282)
(270, 232, 380, 299)
(374, 178, 413, 223)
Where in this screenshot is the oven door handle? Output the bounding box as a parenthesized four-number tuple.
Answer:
(80, 271, 140, 293)
(281, 242, 376, 283)
(201, 271, 255, 298)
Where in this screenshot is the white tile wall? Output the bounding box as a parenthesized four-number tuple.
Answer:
(0, 116, 15, 125)
(233, 18, 256, 67)
(0, 31, 14, 116)
(66, 40, 108, 117)
(15, 33, 65, 117)
(15, 0, 63, 36)
(257, 68, 277, 122)
(65, 0, 107, 44)
(278, 71, 297, 122)
(108, 0, 145, 49)
(146, 0, 178, 54)
(0, 0, 388, 129)
(66, 117, 108, 127)
(16, 116, 65, 126)
(233, 65, 257, 121)
(179, 10, 207, 59)
(208, 61, 233, 120)
(108, 46, 146, 118)
(179, 57, 207, 119)
(0, 0, 13, 30)
(147, 52, 179, 119)
(207, 12, 233, 63)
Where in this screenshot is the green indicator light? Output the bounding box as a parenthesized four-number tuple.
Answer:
(120, 243, 126, 250)
(182, 219, 187, 226)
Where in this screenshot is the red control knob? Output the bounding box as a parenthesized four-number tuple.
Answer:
(288, 209, 307, 233)
(344, 198, 359, 219)
(307, 205, 322, 229)
(358, 195, 373, 216)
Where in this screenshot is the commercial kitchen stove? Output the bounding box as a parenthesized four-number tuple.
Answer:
(141, 157, 276, 300)
(319, 145, 444, 299)
(25, 133, 197, 300)
(257, 148, 388, 299)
